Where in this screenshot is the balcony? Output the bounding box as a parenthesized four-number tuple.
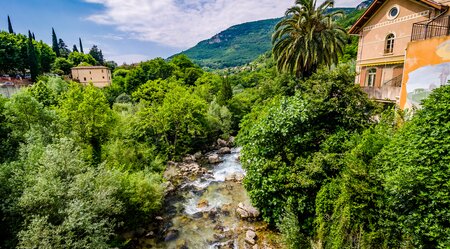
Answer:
(362, 75, 402, 102)
(411, 15, 450, 41)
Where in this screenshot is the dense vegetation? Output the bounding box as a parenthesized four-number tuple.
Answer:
(0, 54, 240, 247)
(2, 2, 450, 248)
(0, 17, 114, 80)
(178, 8, 355, 69)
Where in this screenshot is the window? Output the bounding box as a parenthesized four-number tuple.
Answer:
(385, 34, 395, 54)
(89, 71, 91, 74)
(83, 77, 86, 81)
(102, 76, 105, 79)
(366, 68, 376, 87)
(388, 6, 399, 19)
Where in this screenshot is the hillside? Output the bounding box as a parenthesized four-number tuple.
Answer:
(176, 8, 356, 69)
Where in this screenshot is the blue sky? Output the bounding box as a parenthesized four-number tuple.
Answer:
(3, 0, 359, 64)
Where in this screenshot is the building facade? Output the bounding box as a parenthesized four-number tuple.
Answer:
(349, 0, 450, 103)
(71, 66, 112, 88)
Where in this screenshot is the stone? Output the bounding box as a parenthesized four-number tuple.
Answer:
(208, 154, 222, 164)
(193, 151, 202, 160)
(236, 203, 260, 220)
(228, 136, 235, 146)
(218, 147, 231, 154)
(163, 181, 175, 195)
(197, 199, 209, 208)
(217, 138, 228, 147)
(183, 155, 195, 163)
(155, 216, 164, 221)
(164, 229, 179, 242)
(246, 230, 257, 240)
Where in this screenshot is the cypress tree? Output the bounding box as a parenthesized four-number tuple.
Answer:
(32, 32, 36, 40)
(89, 45, 104, 65)
(27, 30, 39, 82)
(217, 76, 233, 106)
(79, 38, 84, 54)
(73, 44, 79, 53)
(52, 28, 60, 57)
(7, 16, 14, 34)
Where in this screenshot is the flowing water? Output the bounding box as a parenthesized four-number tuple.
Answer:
(137, 148, 276, 249)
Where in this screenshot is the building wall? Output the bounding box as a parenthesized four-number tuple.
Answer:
(357, 0, 433, 65)
(72, 67, 112, 88)
(400, 36, 450, 108)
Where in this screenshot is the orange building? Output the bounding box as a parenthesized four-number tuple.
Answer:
(71, 66, 112, 88)
(349, 0, 450, 106)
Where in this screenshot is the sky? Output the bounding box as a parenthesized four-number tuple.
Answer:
(2, 0, 361, 64)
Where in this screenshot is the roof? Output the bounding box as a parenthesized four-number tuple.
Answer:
(348, 0, 445, 34)
(72, 66, 109, 70)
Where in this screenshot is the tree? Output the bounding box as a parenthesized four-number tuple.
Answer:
(272, 0, 346, 78)
(72, 44, 78, 53)
(68, 52, 97, 66)
(58, 38, 70, 58)
(32, 32, 35, 40)
(36, 41, 56, 73)
(79, 38, 84, 54)
(217, 76, 233, 106)
(7, 16, 14, 34)
(58, 83, 115, 162)
(51, 28, 60, 57)
(52, 57, 73, 75)
(89, 45, 104, 65)
(378, 85, 450, 247)
(27, 31, 39, 81)
(238, 64, 376, 227)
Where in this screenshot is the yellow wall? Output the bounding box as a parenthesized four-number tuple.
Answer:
(71, 67, 112, 88)
(357, 0, 432, 63)
(401, 36, 450, 108)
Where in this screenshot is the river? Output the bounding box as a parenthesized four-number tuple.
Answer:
(136, 148, 282, 249)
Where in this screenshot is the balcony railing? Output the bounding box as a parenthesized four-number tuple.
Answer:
(411, 15, 450, 41)
(361, 75, 403, 101)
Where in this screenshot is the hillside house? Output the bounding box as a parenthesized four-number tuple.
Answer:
(71, 66, 111, 88)
(349, 0, 450, 108)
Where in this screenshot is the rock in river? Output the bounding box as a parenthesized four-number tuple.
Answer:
(208, 154, 222, 164)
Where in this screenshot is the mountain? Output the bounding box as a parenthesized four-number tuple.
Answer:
(176, 8, 356, 69)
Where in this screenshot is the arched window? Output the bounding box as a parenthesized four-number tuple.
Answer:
(367, 68, 377, 87)
(385, 34, 395, 54)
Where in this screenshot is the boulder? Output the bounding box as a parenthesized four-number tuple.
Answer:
(245, 230, 257, 245)
(237, 203, 260, 220)
(218, 147, 231, 154)
(183, 155, 195, 163)
(217, 138, 228, 147)
(208, 154, 222, 164)
(228, 136, 235, 146)
(193, 151, 202, 160)
(164, 229, 179, 242)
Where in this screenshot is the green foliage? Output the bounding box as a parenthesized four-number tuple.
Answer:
(217, 77, 233, 106)
(0, 31, 55, 76)
(52, 28, 60, 57)
(52, 57, 73, 75)
(89, 45, 104, 65)
(58, 83, 115, 162)
(27, 31, 39, 81)
(68, 51, 97, 66)
(377, 85, 450, 248)
(238, 64, 376, 226)
(136, 84, 211, 157)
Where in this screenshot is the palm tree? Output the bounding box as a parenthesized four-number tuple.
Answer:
(272, 0, 346, 78)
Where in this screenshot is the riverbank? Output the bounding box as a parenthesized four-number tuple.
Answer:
(131, 142, 284, 248)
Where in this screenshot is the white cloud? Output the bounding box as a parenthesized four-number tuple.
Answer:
(83, 0, 295, 48)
